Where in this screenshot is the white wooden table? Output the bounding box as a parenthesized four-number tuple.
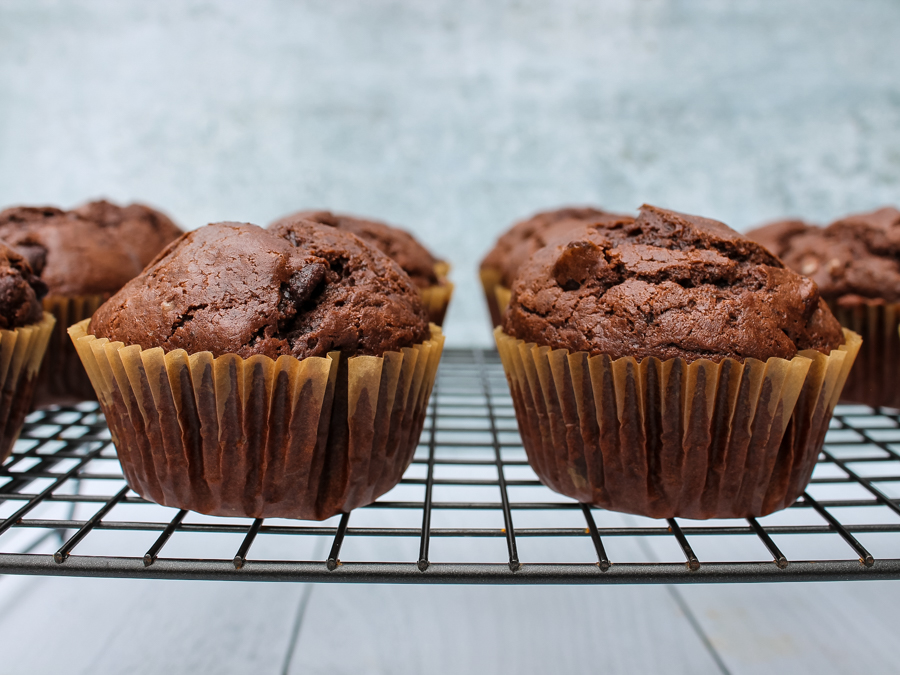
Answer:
(1, 544, 899, 674)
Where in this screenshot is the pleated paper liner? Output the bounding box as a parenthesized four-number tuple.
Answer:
(69, 319, 445, 520)
(0, 313, 56, 462)
(494, 285, 511, 324)
(495, 327, 861, 519)
(831, 301, 900, 408)
(420, 262, 454, 326)
(34, 294, 107, 407)
(479, 267, 504, 327)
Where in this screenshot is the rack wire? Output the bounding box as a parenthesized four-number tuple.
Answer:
(1, 348, 900, 584)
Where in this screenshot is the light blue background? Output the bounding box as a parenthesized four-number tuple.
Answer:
(1, 0, 898, 346)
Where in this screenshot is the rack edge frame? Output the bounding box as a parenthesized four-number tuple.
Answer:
(2, 554, 899, 584)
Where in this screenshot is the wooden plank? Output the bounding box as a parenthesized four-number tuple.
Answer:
(630, 470, 900, 675)
(677, 582, 900, 675)
(287, 582, 726, 674)
(0, 575, 305, 675)
(0, 529, 315, 675)
(286, 494, 726, 675)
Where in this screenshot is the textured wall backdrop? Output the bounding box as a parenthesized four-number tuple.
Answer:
(1, 0, 898, 345)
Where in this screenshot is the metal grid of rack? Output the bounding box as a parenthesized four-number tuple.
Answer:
(1, 348, 900, 584)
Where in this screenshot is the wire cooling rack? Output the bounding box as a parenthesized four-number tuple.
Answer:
(1, 348, 900, 584)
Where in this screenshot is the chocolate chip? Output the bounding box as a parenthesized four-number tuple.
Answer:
(553, 240, 604, 290)
(288, 263, 327, 307)
(14, 242, 48, 277)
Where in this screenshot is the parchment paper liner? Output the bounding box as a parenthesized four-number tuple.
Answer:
(69, 319, 444, 520)
(420, 262, 453, 326)
(494, 285, 511, 324)
(495, 327, 861, 519)
(480, 267, 505, 327)
(831, 302, 900, 408)
(35, 294, 107, 407)
(0, 313, 56, 462)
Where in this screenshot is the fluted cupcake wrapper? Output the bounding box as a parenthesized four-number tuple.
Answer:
(494, 285, 511, 324)
(479, 268, 505, 327)
(35, 294, 107, 407)
(495, 327, 861, 519)
(831, 302, 900, 408)
(420, 263, 454, 327)
(0, 313, 56, 462)
(69, 319, 444, 520)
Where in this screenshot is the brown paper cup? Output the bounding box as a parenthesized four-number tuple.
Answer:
(34, 294, 107, 407)
(420, 263, 454, 326)
(69, 319, 445, 520)
(495, 327, 861, 519)
(494, 285, 511, 323)
(0, 313, 56, 462)
(831, 302, 900, 408)
(480, 267, 504, 327)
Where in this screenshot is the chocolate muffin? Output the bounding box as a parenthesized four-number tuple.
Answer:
(496, 205, 859, 519)
(0, 200, 182, 405)
(507, 206, 843, 362)
(747, 207, 900, 407)
(0, 202, 181, 296)
(72, 221, 444, 520)
(72, 199, 183, 273)
(480, 206, 634, 326)
(271, 210, 452, 325)
(92, 221, 430, 358)
(0, 240, 55, 462)
(742, 219, 817, 260)
(0, 240, 46, 329)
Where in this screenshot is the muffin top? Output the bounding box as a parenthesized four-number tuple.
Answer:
(743, 219, 817, 259)
(0, 200, 182, 297)
(481, 206, 634, 287)
(746, 207, 900, 305)
(0, 239, 47, 330)
(73, 200, 183, 267)
(504, 205, 844, 363)
(270, 210, 441, 288)
(89, 221, 430, 359)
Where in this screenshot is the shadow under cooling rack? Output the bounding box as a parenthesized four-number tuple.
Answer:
(2, 348, 900, 584)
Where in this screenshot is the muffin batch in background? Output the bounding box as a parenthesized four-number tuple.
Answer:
(70, 220, 444, 520)
(270, 210, 453, 326)
(480, 207, 634, 326)
(495, 205, 859, 519)
(0, 241, 55, 462)
(0, 193, 867, 524)
(747, 207, 900, 408)
(0, 200, 182, 406)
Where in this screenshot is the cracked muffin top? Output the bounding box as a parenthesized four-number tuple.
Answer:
(481, 207, 635, 287)
(747, 207, 900, 306)
(0, 239, 47, 330)
(0, 200, 182, 296)
(270, 210, 441, 289)
(503, 205, 844, 363)
(89, 221, 430, 359)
